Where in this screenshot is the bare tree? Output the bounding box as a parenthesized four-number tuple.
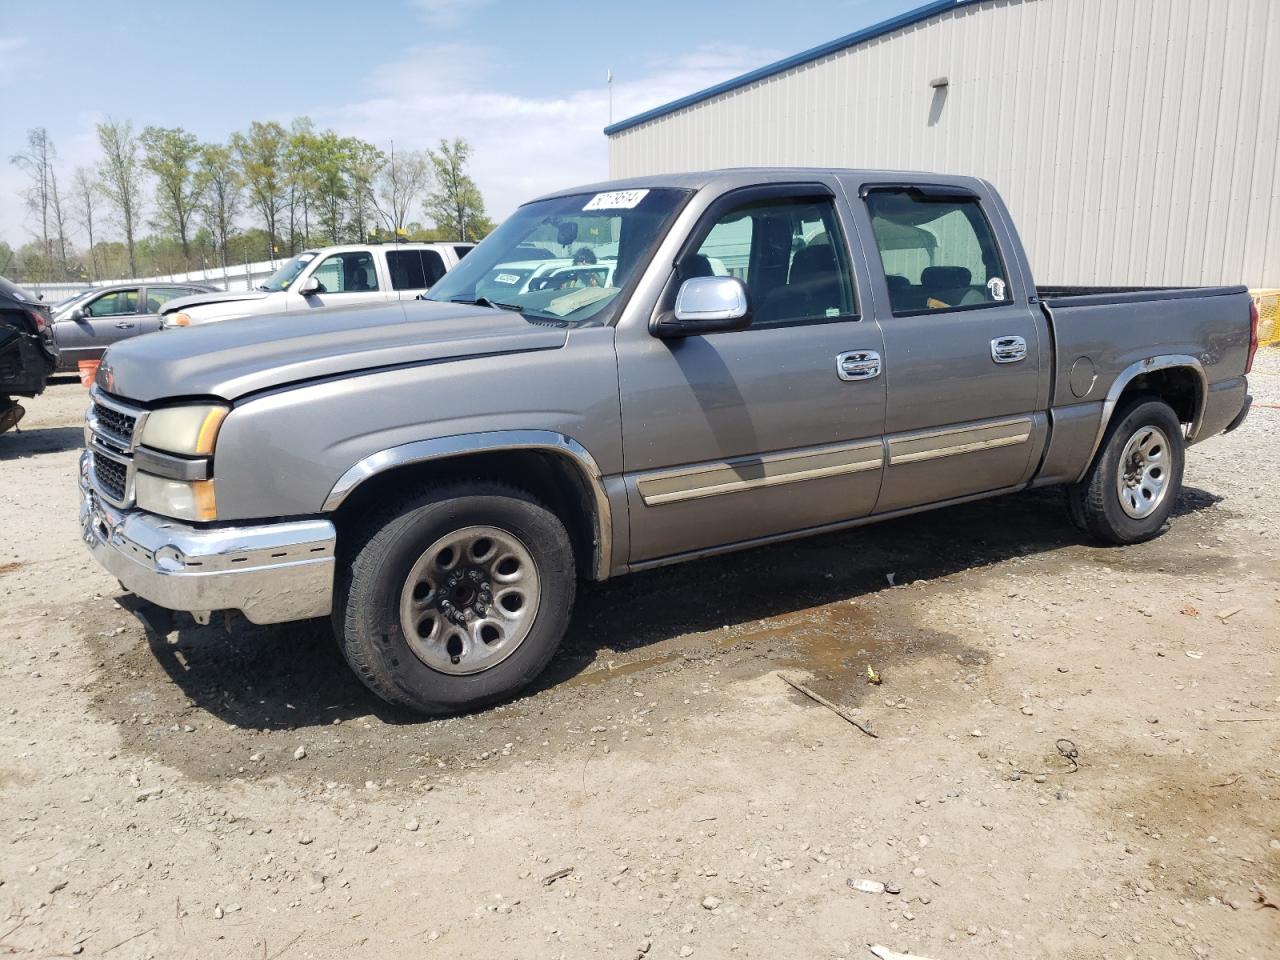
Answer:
(96, 119, 144, 276)
(48, 166, 70, 275)
(374, 143, 432, 235)
(71, 167, 101, 281)
(9, 128, 60, 271)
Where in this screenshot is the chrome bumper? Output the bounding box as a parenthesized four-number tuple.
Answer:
(79, 452, 336, 625)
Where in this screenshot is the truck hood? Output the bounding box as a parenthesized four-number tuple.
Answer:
(159, 289, 274, 315)
(96, 300, 569, 403)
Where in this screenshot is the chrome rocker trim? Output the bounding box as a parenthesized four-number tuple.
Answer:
(81, 453, 336, 625)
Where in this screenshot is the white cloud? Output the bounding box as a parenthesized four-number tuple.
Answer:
(320, 43, 774, 222)
(0, 42, 773, 249)
(368, 43, 494, 91)
(408, 0, 491, 27)
(0, 36, 31, 87)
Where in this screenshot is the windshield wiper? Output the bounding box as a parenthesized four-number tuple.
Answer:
(255, 284, 271, 292)
(450, 296, 523, 312)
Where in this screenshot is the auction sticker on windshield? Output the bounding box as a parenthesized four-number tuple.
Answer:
(583, 189, 649, 210)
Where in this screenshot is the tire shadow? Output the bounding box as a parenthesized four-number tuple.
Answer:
(120, 485, 1225, 730)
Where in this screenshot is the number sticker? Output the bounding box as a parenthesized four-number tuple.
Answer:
(583, 189, 649, 211)
(494, 273, 520, 284)
(987, 277, 1007, 301)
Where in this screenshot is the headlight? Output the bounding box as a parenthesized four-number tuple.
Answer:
(135, 473, 217, 522)
(140, 404, 228, 456)
(164, 312, 193, 328)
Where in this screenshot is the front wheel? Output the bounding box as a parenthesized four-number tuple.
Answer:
(1068, 398, 1185, 544)
(334, 482, 576, 714)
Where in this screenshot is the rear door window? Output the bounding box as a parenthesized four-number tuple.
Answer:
(142, 287, 191, 313)
(864, 190, 1010, 315)
(387, 250, 448, 290)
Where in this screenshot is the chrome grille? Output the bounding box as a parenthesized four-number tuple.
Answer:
(92, 401, 137, 447)
(92, 451, 128, 503)
(86, 389, 147, 508)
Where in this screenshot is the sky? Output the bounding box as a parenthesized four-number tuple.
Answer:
(0, 0, 923, 250)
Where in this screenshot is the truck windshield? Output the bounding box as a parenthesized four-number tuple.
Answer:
(424, 188, 690, 325)
(259, 252, 317, 292)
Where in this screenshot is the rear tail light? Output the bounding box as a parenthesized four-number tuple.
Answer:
(26, 308, 47, 333)
(1246, 300, 1259, 374)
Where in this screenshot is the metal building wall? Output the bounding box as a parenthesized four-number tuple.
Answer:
(607, 0, 1280, 289)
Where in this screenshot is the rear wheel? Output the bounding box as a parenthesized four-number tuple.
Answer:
(334, 482, 576, 714)
(1068, 398, 1184, 544)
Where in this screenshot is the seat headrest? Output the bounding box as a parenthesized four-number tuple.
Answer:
(885, 274, 910, 292)
(789, 244, 837, 283)
(921, 266, 972, 289)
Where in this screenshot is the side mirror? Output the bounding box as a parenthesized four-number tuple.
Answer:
(70, 307, 88, 321)
(299, 276, 321, 295)
(652, 276, 751, 338)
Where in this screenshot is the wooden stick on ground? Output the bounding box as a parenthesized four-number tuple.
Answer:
(778, 673, 878, 738)
(1215, 717, 1279, 723)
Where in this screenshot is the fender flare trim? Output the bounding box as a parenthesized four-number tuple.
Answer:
(323, 430, 612, 580)
(1075, 354, 1207, 483)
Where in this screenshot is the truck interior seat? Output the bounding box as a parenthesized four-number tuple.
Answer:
(758, 244, 843, 323)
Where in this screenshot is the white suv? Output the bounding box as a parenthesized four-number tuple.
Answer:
(160, 242, 472, 328)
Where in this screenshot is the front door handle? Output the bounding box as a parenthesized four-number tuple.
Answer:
(114, 321, 135, 330)
(837, 350, 881, 381)
(990, 335, 1027, 363)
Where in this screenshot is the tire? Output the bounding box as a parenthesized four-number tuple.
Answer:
(1068, 398, 1185, 545)
(333, 482, 576, 714)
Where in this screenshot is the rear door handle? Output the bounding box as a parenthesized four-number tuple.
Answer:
(990, 335, 1027, 363)
(837, 350, 881, 381)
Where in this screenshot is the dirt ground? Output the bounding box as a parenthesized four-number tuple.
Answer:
(2, 354, 1278, 960)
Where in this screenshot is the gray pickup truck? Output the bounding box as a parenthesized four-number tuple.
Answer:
(80, 169, 1258, 714)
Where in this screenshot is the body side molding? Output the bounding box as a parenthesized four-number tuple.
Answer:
(322, 430, 613, 580)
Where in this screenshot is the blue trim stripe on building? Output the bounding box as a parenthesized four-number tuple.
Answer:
(603, 0, 989, 136)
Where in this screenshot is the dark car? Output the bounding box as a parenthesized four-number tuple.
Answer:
(51, 281, 217, 372)
(0, 276, 59, 434)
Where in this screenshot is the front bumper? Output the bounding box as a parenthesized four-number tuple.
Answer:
(80, 453, 336, 625)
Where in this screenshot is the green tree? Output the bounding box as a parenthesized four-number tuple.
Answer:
(141, 126, 204, 263)
(96, 119, 144, 277)
(345, 138, 385, 242)
(424, 138, 491, 242)
(231, 121, 288, 259)
(196, 144, 241, 272)
(306, 129, 352, 244)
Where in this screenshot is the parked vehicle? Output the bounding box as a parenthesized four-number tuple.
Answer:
(51, 282, 217, 372)
(80, 169, 1257, 714)
(158, 243, 473, 329)
(1, 277, 58, 434)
